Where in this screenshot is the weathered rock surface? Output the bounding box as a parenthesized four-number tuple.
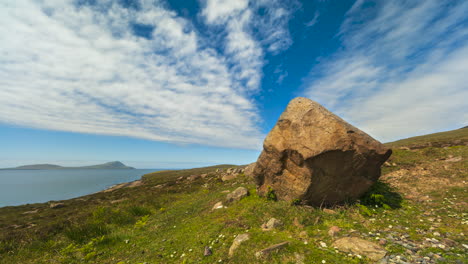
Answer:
(228, 233, 250, 257)
(244, 162, 256, 178)
(253, 97, 391, 206)
(332, 237, 387, 261)
(261, 218, 283, 231)
(212, 201, 224, 210)
(226, 187, 249, 202)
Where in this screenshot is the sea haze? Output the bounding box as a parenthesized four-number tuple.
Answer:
(0, 169, 158, 207)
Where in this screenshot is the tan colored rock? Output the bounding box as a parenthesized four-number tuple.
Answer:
(328, 226, 341, 237)
(229, 233, 250, 257)
(49, 202, 65, 209)
(332, 237, 387, 261)
(323, 208, 337, 215)
(253, 97, 391, 206)
(261, 218, 283, 231)
(212, 201, 224, 210)
(226, 187, 249, 202)
(244, 162, 256, 178)
(221, 173, 237, 181)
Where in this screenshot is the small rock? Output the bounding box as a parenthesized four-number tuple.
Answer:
(379, 239, 387, 246)
(49, 202, 65, 209)
(293, 217, 304, 229)
(188, 175, 200, 181)
(212, 201, 224, 210)
(332, 237, 387, 262)
(323, 208, 337, 215)
(204, 246, 212, 256)
(262, 218, 283, 231)
(255, 241, 289, 258)
(294, 252, 305, 264)
(328, 226, 341, 237)
(299, 231, 308, 239)
(226, 187, 249, 202)
(228, 233, 250, 257)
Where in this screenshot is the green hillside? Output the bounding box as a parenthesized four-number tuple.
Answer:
(0, 131, 466, 263)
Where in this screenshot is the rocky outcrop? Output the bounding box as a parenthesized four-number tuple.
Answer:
(253, 97, 391, 206)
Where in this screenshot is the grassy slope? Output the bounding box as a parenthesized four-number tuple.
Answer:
(0, 132, 467, 263)
(385, 127, 468, 149)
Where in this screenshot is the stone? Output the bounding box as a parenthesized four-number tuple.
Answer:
(228, 233, 250, 257)
(226, 187, 249, 203)
(293, 217, 304, 229)
(212, 201, 224, 210)
(49, 202, 65, 209)
(253, 97, 391, 206)
(244, 162, 256, 178)
(188, 175, 200, 181)
(255, 241, 289, 258)
(328, 226, 341, 237)
(332, 237, 387, 261)
(221, 173, 237, 181)
(323, 208, 337, 215)
(261, 218, 283, 231)
(204, 246, 212, 256)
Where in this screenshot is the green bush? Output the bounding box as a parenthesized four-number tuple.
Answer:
(360, 181, 403, 209)
(266, 186, 277, 201)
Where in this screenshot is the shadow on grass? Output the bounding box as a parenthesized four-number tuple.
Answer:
(359, 180, 403, 209)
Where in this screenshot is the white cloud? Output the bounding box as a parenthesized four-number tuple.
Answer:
(304, 0, 468, 142)
(305, 11, 319, 28)
(0, 0, 274, 149)
(200, 0, 297, 93)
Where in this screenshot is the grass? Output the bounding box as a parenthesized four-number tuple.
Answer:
(0, 130, 467, 263)
(385, 127, 467, 149)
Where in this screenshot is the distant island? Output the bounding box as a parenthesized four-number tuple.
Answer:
(2, 161, 135, 170)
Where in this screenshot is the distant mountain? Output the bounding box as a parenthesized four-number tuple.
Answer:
(3, 161, 134, 170)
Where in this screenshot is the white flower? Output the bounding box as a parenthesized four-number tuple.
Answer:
(322, 260, 326, 263)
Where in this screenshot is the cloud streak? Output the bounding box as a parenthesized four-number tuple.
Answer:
(0, 0, 296, 149)
(304, 0, 468, 142)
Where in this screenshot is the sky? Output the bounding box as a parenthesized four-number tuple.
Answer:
(0, 0, 467, 169)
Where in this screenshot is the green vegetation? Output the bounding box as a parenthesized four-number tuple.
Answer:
(0, 131, 466, 263)
(385, 127, 467, 149)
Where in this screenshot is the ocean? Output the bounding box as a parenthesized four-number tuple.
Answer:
(0, 169, 158, 207)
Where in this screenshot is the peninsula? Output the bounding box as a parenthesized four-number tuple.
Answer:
(2, 161, 134, 170)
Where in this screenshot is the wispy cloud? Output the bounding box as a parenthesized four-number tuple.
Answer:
(0, 0, 295, 149)
(303, 0, 468, 142)
(305, 11, 319, 28)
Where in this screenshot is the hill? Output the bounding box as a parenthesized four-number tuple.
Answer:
(0, 130, 466, 263)
(385, 127, 468, 149)
(4, 161, 134, 170)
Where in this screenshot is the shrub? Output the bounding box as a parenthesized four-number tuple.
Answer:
(266, 186, 277, 201)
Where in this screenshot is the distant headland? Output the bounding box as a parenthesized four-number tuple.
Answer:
(1, 161, 134, 170)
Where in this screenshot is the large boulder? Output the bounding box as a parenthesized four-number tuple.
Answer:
(253, 97, 391, 206)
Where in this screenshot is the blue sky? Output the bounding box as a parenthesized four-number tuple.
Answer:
(1, 0, 467, 169)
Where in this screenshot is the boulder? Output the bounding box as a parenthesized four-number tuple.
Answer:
(228, 233, 250, 257)
(226, 187, 249, 203)
(332, 237, 387, 261)
(253, 97, 391, 206)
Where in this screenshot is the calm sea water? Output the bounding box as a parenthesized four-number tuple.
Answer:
(0, 169, 158, 207)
